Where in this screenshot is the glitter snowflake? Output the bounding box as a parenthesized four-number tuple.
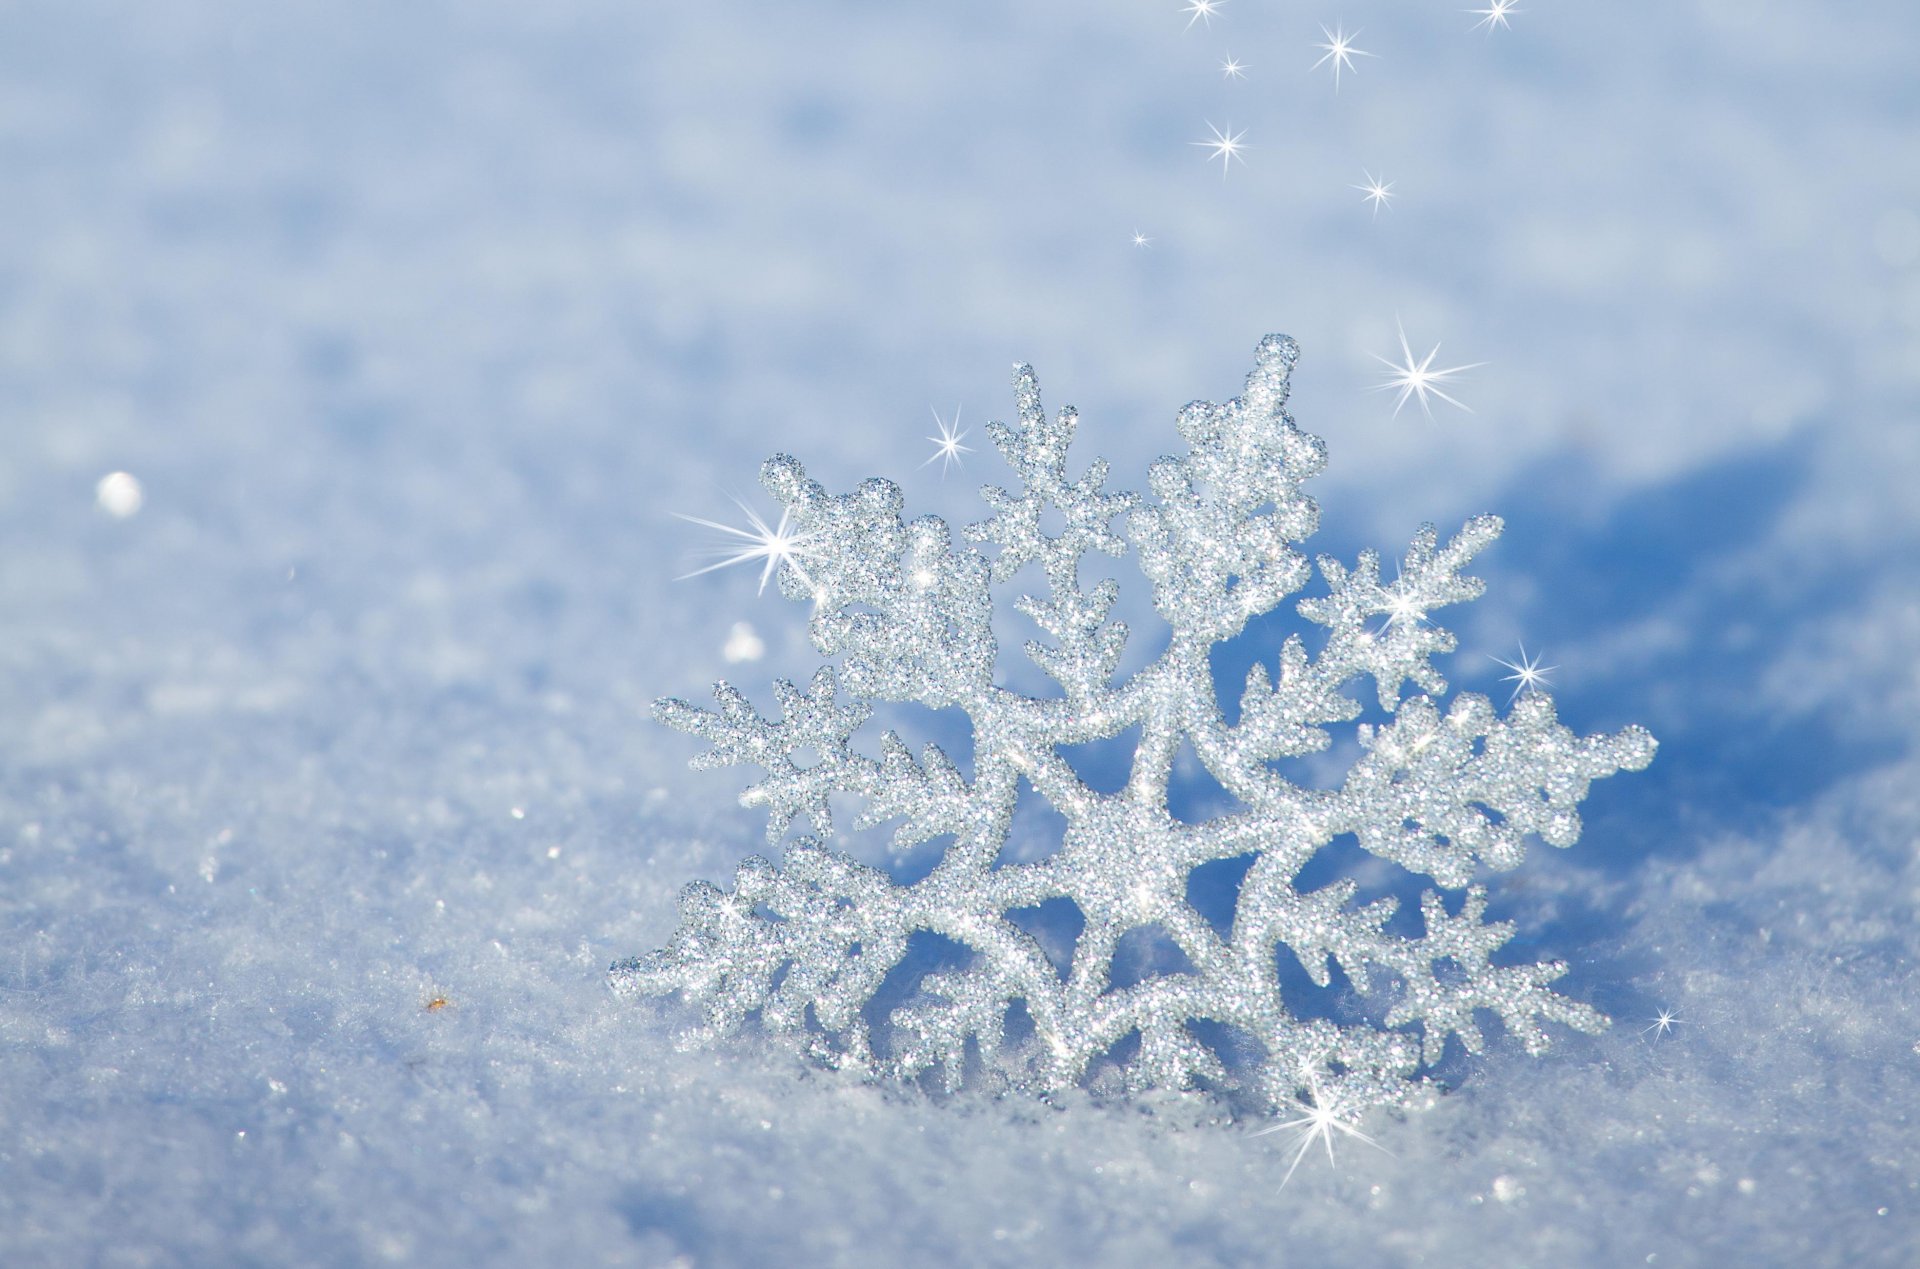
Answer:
(612, 335, 1655, 1118)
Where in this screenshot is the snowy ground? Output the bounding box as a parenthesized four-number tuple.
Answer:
(3, 1, 1918, 1264)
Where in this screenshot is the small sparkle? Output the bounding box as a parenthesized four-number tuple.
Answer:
(1254, 1076, 1388, 1188)
(1372, 320, 1485, 419)
(1491, 643, 1555, 701)
(1181, 0, 1225, 31)
(921, 405, 973, 476)
(1132, 229, 1153, 248)
(1382, 587, 1426, 631)
(1311, 25, 1376, 91)
(1190, 121, 1248, 178)
(1220, 54, 1248, 81)
(1354, 170, 1395, 219)
(674, 500, 818, 595)
(1644, 1008, 1682, 1040)
(1469, 0, 1522, 32)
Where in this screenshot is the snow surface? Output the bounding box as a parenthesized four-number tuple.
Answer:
(3, 1, 1918, 1264)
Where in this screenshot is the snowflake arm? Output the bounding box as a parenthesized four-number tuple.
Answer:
(653, 667, 873, 844)
(1335, 691, 1657, 885)
(1381, 887, 1607, 1065)
(1128, 336, 1325, 648)
(1294, 516, 1501, 711)
(965, 364, 1136, 709)
(612, 842, 911, 1063)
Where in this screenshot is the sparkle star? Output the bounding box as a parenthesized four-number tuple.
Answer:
(1372, 320, 1485, 418)
(1354, 170, 1395, 219)
(1491, 643, 1556, 701)
(1132, 229, 1153, 248)
(674, 500, 818, 595)
(1469, 0, 1522, 31)
(1190, 122, 1247, 178)
(1382, 586, 1426, 631)
(1254, 1076, 1389, 1189)
(1643, 1008, 1682, 1040)
(921, 405, 973, 476)
(1311, 25, 1375, 91)
(1220, 54, 1248, 81)
(1181, 0, 1225, 31)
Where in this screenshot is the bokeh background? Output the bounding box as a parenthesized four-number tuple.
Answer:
(3, 1, 1918, 1264)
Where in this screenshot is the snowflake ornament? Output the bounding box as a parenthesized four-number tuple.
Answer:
(613, 336, 1655, 1120)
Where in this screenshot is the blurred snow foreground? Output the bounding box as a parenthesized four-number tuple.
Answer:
(614, 336, 1655, 1121)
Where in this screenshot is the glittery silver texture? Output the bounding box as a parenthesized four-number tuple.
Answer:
(612, 335, 1656, 1116)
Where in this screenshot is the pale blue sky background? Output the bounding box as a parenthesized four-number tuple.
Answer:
(3, 2, 1918, 1264)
